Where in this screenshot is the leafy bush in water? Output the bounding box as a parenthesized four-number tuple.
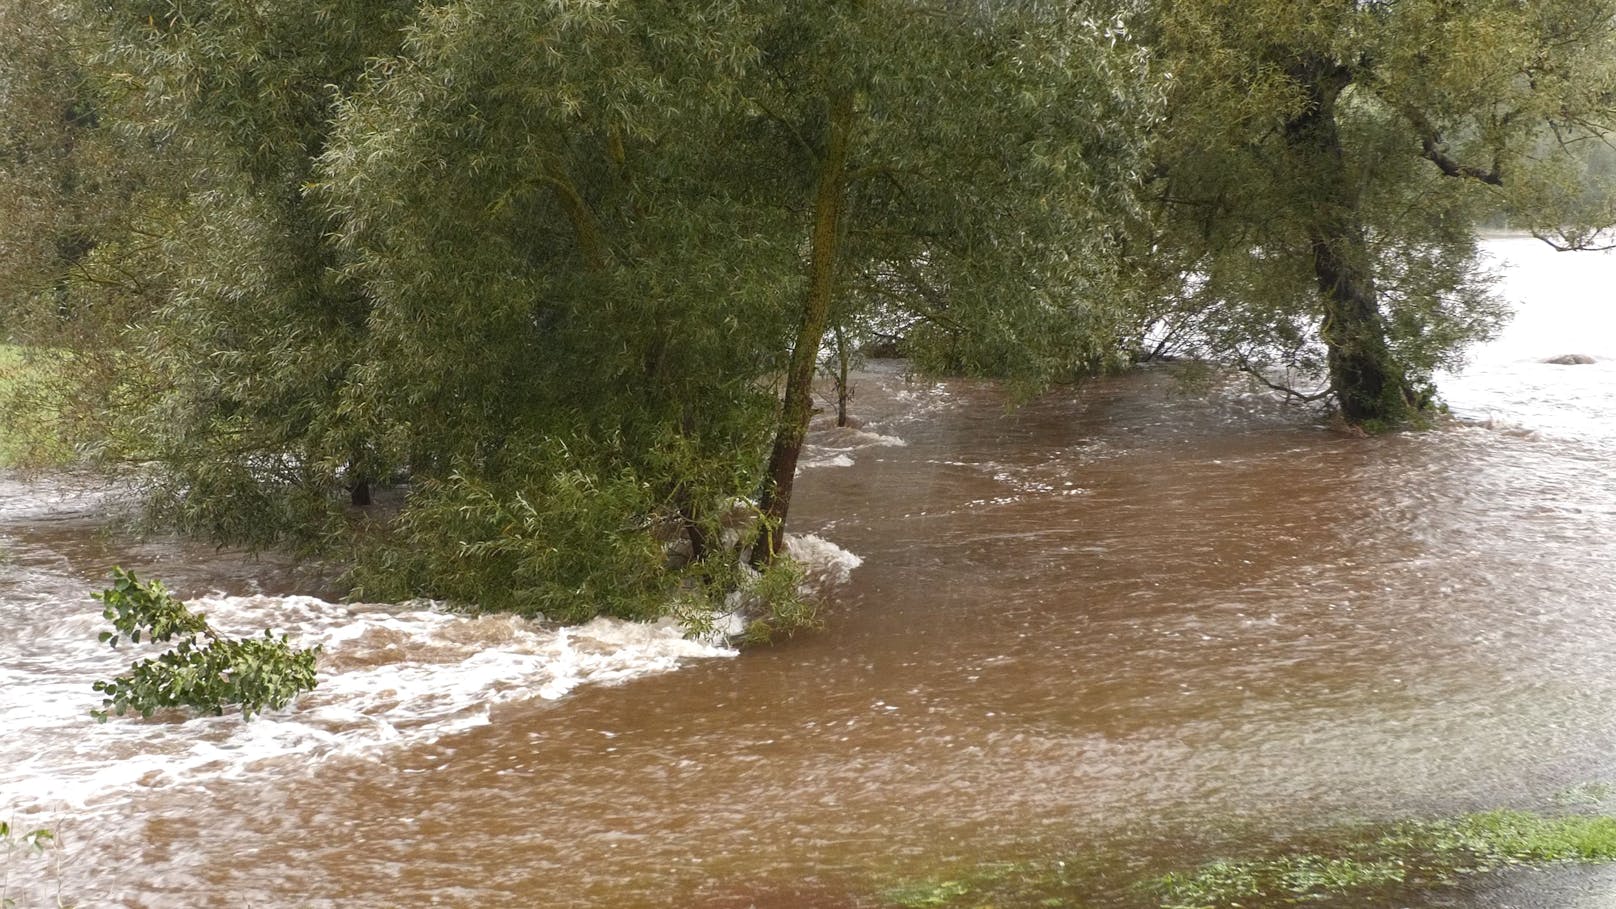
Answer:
(358, 462, 675, 623)
(91, 568, 318, 721)
(349, 444, 820, 640)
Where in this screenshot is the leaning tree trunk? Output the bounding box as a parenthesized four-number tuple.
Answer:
(1285, 60, 1417, 427)
(751, 92, 855, 567)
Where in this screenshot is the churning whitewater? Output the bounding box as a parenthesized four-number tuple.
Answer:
(0, 524, 865, 825)
(0, 422, 906, 826)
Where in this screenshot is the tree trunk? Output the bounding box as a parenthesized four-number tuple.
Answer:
(1285, 60, 1417, 427)
(675, 491, 710, 565)
(833, 323, 852, 428)
(1310, 226, 1414, 425)
(752, 92, 855, 567)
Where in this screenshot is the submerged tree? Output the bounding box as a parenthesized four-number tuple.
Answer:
(1136, 0, 1616, 426)
(4, 0, 1153, 621)
(318, 1, 801, 614)
(321, 0, 1155, 602)
(732, 2, 1156, 562)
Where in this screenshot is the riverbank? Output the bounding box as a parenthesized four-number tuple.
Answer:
(883, 801, 1616, 908)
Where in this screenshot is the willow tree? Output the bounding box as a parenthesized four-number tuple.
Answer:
(4, 0, 1153, 620)
(0, 0, 173, 461)
(318, 1, 804, 616)
(317, 0, 1154, 608)
(41, 0, 421, 543)
(1137, 0, 1616, 426)
(0, 0, 107, 338)
(736, 2, 1156, 562)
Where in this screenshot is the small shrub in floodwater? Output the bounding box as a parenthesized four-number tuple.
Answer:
(737, 558, 821, 646)
(91, 568, 318, 721)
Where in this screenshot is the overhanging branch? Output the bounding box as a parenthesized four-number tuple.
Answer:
(1234, 350, 1333, 403)
(1419, 134, 1502, 185)
(1531, 228, 1616, 252)
(1397, 104, 1504, 186)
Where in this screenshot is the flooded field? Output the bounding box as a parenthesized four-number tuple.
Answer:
(3, 236, 1616, 907)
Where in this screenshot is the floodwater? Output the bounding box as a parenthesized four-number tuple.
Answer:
(3, 235, 1616, 907)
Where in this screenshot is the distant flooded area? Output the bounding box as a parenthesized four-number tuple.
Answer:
(4, 236, 1616, 907)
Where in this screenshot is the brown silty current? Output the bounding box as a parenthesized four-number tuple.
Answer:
(3, 354, 1616, 907)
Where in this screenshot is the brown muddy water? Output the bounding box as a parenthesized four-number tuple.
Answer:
(4, 236, 1616, 907)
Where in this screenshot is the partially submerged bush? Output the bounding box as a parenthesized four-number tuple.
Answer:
(91, 568, 318, 721)
(352, 459, 677, 623)
(346, 440, 827, 639)
(667, 552, 820, 646)
(735, 558, 821, 646)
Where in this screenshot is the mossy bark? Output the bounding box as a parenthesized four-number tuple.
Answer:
(753, 92, 854, 566)
(1285, 58, 1419, 428)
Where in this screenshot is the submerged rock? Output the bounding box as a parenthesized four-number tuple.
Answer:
(1545, 354, 1597, 365)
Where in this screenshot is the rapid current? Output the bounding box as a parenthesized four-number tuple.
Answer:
(2, 235, 1615, 907)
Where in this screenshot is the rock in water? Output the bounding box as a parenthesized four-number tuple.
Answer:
(1545, 354, 1597, 365)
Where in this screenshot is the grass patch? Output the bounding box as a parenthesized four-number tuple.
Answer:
(884, 860, 1093, 909)
(880, 807, 1616, 909)
(1156, 852, 1406, 908)
(1156, 810, 1616, 908)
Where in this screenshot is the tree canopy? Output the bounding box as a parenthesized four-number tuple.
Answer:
(1134, 0, 1616, 424)
(0, 0, 1156, 624)
(4, 0, 1616, 624)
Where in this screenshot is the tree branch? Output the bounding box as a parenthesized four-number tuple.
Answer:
(1419, 133, 1503, 185)
(1398, 106, 1504, 185)
(1233, 350, 1333, 403)
(1531, 228, 1616, 252)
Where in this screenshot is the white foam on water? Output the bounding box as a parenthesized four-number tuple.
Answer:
(796, 425, 908, 473)
(798, 450, 856, 471)
(0, 526, 866, 822)
(820, 427, 908, 449)
(786, 532, 864, 589)
(0, 595, 736, 817)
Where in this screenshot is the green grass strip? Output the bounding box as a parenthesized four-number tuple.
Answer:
(884, 809, 1616, 909)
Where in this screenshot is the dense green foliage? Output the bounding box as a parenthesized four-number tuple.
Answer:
(0, 0, 1156, 622)
(4, 1, 1616, 619)
(92, 568, 319, 720)
(1131, 0, 1616, 425)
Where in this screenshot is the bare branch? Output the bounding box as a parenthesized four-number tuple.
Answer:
(1419, 133, 1502, 185)
(1531, 229, 1616, 252)
(1233, 350, 1333, 403)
